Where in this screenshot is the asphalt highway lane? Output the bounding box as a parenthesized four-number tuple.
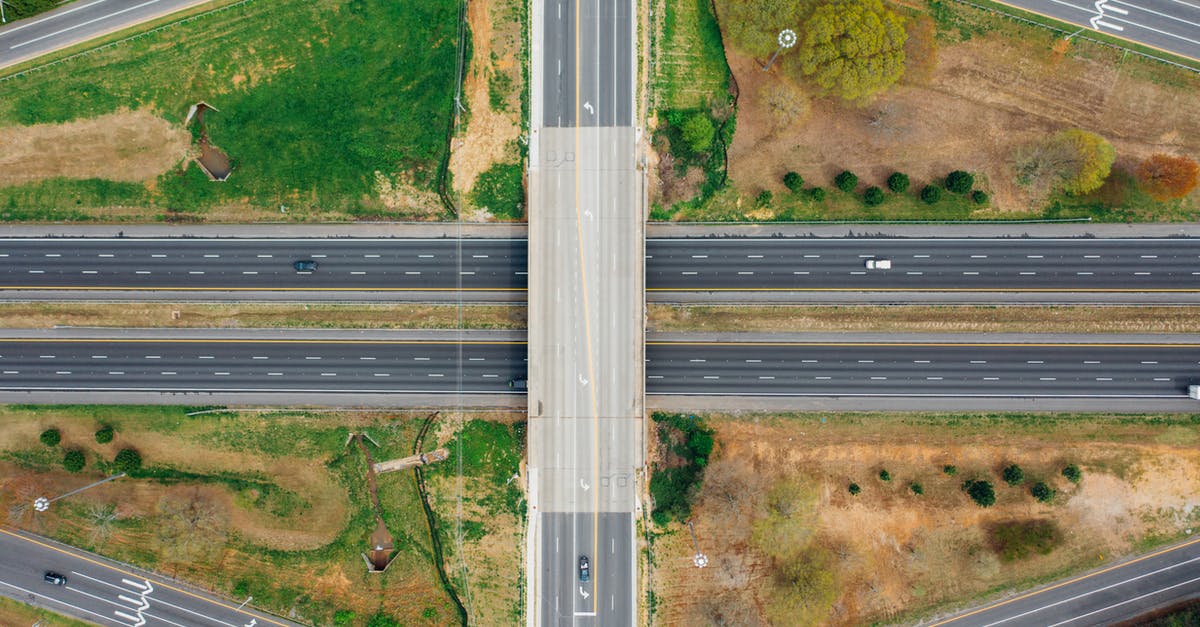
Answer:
(0, 337, 1195, 399)
(0, 0, 215, 69)
(3, 238, 1200, 292)
(0, 527, 303, 627)
(926, 535, 1200, 626)
(998, 0, 1200, 62)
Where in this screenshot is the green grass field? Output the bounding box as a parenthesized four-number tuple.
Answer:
(652, 0, 730, 112)
(0, 0, 459, 221)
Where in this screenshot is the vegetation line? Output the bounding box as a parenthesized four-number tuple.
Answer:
(411, 412, 469, 626)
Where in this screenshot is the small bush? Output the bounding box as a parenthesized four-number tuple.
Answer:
(920, 184, 941, 204)
(878, 469, 891, 482)
(1062, 464, 1082, 484)
(783, 171, 804, 192)
(808, 186, 827, 202)
(756, 189, 773, 207)
(94, 425, 114, 444)
(848, 482, 861, 495)
(113, 448, 143, 474)
(945, 170, 974, 193)
(834, 170, 858, 193)
(40, 428, 61, 447)
(988, 519, 1062, 561)
(887, 172, 910, 193)
(680, 113, 716, 154)
(943, 465, 957, 476)
(333, 611, 356, 626)
(1002, 464, 1025, 486)
(62, 449, 86, 473)
(971, 189, 988, 204)
(1030, 481, 1055, 503)
(910, 482, 923, 495)
(863, 186, 884, 206)
(963, 479, 996, 507)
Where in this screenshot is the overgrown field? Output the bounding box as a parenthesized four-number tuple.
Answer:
(0, 0, 460, 222)
(0, 406, 523, 626)
(651, 0, 1200, 222)
(648, 412, 1200, 625)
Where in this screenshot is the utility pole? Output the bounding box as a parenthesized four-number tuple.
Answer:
(762, 29, 797, 72)
(34, 473, 126, 512)
(686, 520, 708, 568)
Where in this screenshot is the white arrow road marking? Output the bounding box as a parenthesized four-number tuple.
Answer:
(579, 586, 590, 599)
(583, 101, 594, 115)
(578, 374, 588, 385)
(121, 578, 153, 594)
(244, 620, 258, 627)
(114, 610, 146, 627)
(580, 479, 590, 491)
(118, 594, 150, 611)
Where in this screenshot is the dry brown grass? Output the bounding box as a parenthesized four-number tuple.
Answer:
(0, 110, 190, 185)
(0, 596, 91, 626)
(648, 305, 1200, 334)
(0, 302, 525, 330)
(651, 412, 1200, 626)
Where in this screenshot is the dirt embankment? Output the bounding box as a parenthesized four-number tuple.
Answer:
(651, 415, 1200, 626)
(722, 32, 1200, 212)
(0, 110, 191, 185)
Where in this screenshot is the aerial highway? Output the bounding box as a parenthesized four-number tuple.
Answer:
(925, 535, 1200, 626)
(0, 0, 215, 70)
(0, 527, 301, 627)
(997, 0, 1200, 62)
(1, 238, 1199, 293)
(0, 335, 1195, 400)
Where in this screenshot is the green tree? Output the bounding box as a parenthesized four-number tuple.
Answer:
(62, 449, 86, 473)
(783, 171, 804, 193)
(40, 428, 61, 447)
(964, 479, 996, 507)
(756, 189, 774, 207)
(887, 172, 910, 193)
(95, 425, 115, 444)
(1062, 463, 1082, 484)
(943, 464, 957, 475)
(794, 0, 907, 100)
(722, 0, 816, 58)
(835, 170, 858, 192)
(971, 190, 989, 204)
(863, 186, 884, 206)
(680, 114, 716, 154)
(920, 184, 941, 204)
(848, 482, 861, 495)
(1002, 464, 1025, 486)
(910, 481, 923, 495)
(878, 469, 891, 482)
(1030, 481, 1055, 503)
(113, 448, 143, 474)
(809, 187, 827, 201)
(945, 170, 974, 194)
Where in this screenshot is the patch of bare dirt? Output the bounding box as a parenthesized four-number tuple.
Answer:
(448, 0, 524, 218)
(651, 415, 1200, 626)
(0, 110, 191, 185)
(724, 33, 1200, 212)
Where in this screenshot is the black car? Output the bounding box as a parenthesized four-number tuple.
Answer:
(578, 555, 590, 582)
(293, 260, 319, 272)
(508, 377, 528, 391)
(43, 571, 67, 586)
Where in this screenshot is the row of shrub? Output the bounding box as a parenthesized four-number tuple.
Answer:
(40, 426, 141, 474)
(779, 169, 990, 207)
(848, 462, 1082, 507)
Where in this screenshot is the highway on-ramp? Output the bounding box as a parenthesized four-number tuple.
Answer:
(0, 526, 302, 627)
(924, 535, 1200, 627)
(999, 0, 1200, 62)
(0, 0, 215, 69)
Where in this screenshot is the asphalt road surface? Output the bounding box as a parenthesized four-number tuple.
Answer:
(924, 535, 1200, 626)
(0, 527, 302, 627)
(0, 0, 214, 69)
(0, 336, 1195, 400)
(2, 238, 1200, 293)
(999, 0, 1200, 62)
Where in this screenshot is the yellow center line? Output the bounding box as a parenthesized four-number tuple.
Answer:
(646, 287, 1200, 292)
(928, 536, 1200, 626)
(0, 527, 293, 627)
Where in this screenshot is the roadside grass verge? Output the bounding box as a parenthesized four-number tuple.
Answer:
(0, 595, 93, 627)
(652, 0, 730, 111)
(0, 302, 526, 330)
(0, 0, 459, 221)
(647, 305, 1200, 334)
(0, 407, 525, 625)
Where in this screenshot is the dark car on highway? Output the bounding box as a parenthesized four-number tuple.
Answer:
(508, 377, 528, 391)
(293, 260, 319, 272)
(43, 571, 67, 586)
(579, 555, 590, 582)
